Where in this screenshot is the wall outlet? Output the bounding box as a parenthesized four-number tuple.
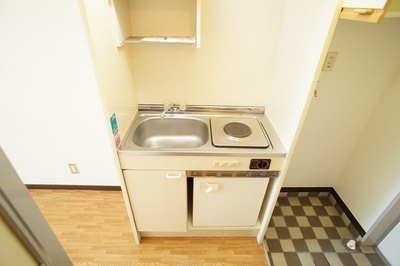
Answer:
(68, 163, 79, 174)
(322, 52, 338, 71)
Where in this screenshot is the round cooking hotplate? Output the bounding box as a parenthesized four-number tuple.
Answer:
(223, 122, 252, 138)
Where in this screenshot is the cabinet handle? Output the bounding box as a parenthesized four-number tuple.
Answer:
(166, 173, 182, 179)
(353, 8, 374, 15)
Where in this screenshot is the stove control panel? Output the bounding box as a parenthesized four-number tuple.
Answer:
(249, 159, 271, 170)
(214, 161, 240, 168)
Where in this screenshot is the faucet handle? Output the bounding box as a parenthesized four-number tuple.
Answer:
(179, 102, 187, 111)
(163, 101, 171, 110)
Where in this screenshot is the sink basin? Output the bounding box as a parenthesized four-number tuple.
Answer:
(132, 117, 209, 148)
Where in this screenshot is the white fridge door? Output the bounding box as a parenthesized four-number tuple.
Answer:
(192, 178, 269, 227)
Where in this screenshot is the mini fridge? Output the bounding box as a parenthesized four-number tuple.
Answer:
(192, 177, 269, 227)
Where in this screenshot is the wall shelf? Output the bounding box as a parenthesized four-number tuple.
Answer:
(123, 36, 197, 45)
(340, 0, 397, 23)
(111, 0, 201, 48)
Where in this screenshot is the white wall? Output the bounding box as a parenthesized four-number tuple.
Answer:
(265, 0, 342, 150)
(80, 0, 138, 138)
(0, 0, 342, 187)
(0, 0, 120, 185)
(126, 0, 342, 151)
(284, 18, 400, 187)
(334, 64, 400, 231)
(129, 0, 286, 106)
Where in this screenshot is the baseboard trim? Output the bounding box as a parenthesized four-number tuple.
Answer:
(27, 185, 365, 237)
(281, 187, 366, 237)
(26, 184, 121, 191)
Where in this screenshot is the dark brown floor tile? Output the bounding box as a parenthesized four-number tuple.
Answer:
(308, 192, 320, 197)
(278, 197, 290, 206)
(318, 239, 335, 252)
(334, 202, 344, 215)
(276, 227, 291, 239)
(338, 253, 358, 266)
(324, 227, 341, 239)
(300, 227, 316, 239)
(313, 206, 329, 216)
(292, 206, 306, 216)
(287, 192, 300, 197)
(267, 253, 274, 266)
(298, 197, 312, 206)
(272, 206, 283, 216)
(348, 223, 361, 239)
(268, 218, 275, 227)
(319, 196, 333, 206)
(292, 239, 309, 252)
(366, 253, 386, 266)
(330, 216, 346, 227)
(267, 239, 283, 252)
(311, 253, 330, 266)
(284, 252, 302, 266)
(284, 216, 299, 227)
(307, 216, 322, 227)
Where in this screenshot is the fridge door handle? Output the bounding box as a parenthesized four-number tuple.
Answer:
(205, 183, 219, 193)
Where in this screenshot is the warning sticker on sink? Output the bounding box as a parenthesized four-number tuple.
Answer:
(110, 113, 121, 148)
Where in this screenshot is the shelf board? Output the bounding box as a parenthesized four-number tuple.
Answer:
(124, 36, 197, 45)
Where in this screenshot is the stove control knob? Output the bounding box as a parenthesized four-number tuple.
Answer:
(249, 159, 271, 169)
(258, 159, 270, 169)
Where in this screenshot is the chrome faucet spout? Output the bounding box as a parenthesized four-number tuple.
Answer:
(161, 101, 186, 119)
(161, 102, 172, 119)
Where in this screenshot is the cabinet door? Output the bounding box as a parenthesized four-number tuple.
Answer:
(124, 170, 187, 232)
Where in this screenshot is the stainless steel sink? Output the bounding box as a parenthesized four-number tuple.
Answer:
(132, 117, 209, 148)
(118, 105, 287, 157)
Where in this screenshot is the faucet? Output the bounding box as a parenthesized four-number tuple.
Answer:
(161, 102, 172, 119)
(161, 102, 187, 119)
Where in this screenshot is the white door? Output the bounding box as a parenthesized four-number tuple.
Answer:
(124, 170, 187, 232)
(193, 178, 269, 227)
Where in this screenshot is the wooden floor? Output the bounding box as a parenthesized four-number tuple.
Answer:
(29, 189, 268, 266)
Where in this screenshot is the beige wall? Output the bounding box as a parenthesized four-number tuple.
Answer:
(81, 0, 138, 138)
(284, 18, 400, 187)
(264, 0, 341, 149)
(126, 0, 342, 151)
(282, 18, 400, 257)
(335, 63, 400, 231)
(0, 0, 341, 186)
(129, 0, 284, 106)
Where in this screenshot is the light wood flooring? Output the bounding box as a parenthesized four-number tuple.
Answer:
(29, 189, 268, 266)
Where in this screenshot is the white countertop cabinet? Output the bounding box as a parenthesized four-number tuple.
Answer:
(124, 170, 187, 232)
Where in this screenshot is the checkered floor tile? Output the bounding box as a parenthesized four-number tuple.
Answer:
(266, 194, 386, 266)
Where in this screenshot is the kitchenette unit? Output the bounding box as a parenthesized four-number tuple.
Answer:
(118, 105, 286, 244)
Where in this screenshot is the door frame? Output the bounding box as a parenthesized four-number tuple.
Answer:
(0, 147, 72, 266)
(361, 191, 400, 246)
